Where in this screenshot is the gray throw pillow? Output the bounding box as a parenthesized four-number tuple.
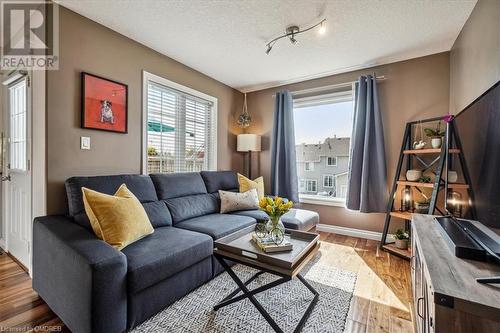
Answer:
(219, 189, 259, 213)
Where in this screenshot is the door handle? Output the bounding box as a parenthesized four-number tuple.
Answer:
(417, 297, 425, 319)
(1, 174, 10, 182)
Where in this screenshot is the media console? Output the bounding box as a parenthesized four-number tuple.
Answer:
(411, 214, 500, 333)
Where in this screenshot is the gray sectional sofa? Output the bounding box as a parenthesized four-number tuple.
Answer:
(33, 171, 319, 333)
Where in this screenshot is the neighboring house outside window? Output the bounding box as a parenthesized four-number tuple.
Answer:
(293, 88, 354, 206)
(296, 140, 350, 198)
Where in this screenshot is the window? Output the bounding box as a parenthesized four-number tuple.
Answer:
(304, 162, 314, 171)
(294, 89, 354, 205)
(299, 179, 317, 193)
(143, 72, 217, 174)
(9, 79, 27, 171)
(323, 175, 334, 188)
(326, 156, 337, 166)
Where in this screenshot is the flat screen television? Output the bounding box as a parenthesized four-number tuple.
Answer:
(454, 80, 500, 229)
(439, 80, 500, 284)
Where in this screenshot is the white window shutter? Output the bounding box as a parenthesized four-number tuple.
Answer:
(146, 81, 215, 174)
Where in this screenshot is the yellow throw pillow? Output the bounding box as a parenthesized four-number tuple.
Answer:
(82, 184, 154, 250)
(237, 173, 265, 199)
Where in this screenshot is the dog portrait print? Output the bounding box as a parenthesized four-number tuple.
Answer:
(82, 72, 128, 133)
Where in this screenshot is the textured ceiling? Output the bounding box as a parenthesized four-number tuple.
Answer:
(56, 0, 477, 92)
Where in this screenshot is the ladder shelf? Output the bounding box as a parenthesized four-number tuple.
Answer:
(380, 117, 476, 260)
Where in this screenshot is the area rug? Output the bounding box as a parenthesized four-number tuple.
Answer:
(131, 256, 357, 333)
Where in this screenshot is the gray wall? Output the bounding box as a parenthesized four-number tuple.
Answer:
(47, 7, 244, 214)
(450, 0, 500, 114)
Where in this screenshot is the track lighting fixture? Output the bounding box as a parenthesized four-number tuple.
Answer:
(265, 19, 326, 55)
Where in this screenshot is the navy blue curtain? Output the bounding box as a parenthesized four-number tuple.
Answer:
(271, 90, 299, 202)
(346, 75, 388, 212)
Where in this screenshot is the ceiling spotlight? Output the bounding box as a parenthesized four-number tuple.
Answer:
(318, 21, 326, 35)
(286, 26, 299, 44)
(265, 18, 326, 55)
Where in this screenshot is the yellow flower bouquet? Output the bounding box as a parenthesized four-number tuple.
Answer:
(257, 196, 294, 244)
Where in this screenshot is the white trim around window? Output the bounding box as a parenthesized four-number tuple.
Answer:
(299, 194, 346, 207)
(293, 90, 353, 108)
(141, 71, 218, 174)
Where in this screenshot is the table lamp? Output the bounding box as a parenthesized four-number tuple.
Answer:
(237, 134, 261, 179)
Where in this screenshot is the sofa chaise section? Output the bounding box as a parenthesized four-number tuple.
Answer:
(122, 226, 213, 328)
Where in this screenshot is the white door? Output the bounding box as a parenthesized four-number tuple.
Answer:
(3, 75, 32, 269)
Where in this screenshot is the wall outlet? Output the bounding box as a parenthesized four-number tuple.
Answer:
(81, 136, 91, 150)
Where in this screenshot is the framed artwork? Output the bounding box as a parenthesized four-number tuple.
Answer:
(81, 72, 128, 133)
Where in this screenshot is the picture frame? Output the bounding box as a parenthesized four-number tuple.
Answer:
(81, 72, 128, 133)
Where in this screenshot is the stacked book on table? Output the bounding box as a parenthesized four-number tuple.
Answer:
(251, 234, 293, 253)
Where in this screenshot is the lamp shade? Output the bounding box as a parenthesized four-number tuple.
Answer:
(237, 134, 261, 152)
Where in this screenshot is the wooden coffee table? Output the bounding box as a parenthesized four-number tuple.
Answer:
(213, 225, 320, 333)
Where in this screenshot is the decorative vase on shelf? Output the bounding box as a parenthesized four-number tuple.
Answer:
(266, 218, 285, 244)
(431, 137, 442, 149)
(395, 239, 409, 250)
(448, 171, 458, 183)
(400, 187, 412, 212)
(406, 169, 422, 182)
(414, 201, 430, 214)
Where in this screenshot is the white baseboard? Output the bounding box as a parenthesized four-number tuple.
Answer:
(316, 223, 394, 242)
(0, 238, 5, 251)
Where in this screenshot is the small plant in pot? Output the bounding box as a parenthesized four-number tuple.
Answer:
(424, 121, 445, 149)
(414, 199, 431, 213)
(394, 229, 410, 250)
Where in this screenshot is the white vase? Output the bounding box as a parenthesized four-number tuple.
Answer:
(406, 169, 422, 182)
(265, 218, 285, 244)
(448, 171, 458, 183)
(431, 137, 442, 149)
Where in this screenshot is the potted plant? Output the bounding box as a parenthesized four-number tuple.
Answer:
(394, 229, 410, 249)
(414, 199, 430, 213)
(258, 196, 294, 244)
(418, 175, 432, 183)
(424, 122, 445, 148)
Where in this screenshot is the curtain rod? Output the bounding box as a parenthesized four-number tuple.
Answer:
(290, 75, 386, 96)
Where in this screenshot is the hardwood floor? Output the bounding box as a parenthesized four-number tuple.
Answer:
(0, 232, 413, 332)
(317, 233, 414, 333)
(0, 251, 70, 332)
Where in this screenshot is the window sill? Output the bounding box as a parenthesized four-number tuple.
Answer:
(298, 194, 346, 207)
